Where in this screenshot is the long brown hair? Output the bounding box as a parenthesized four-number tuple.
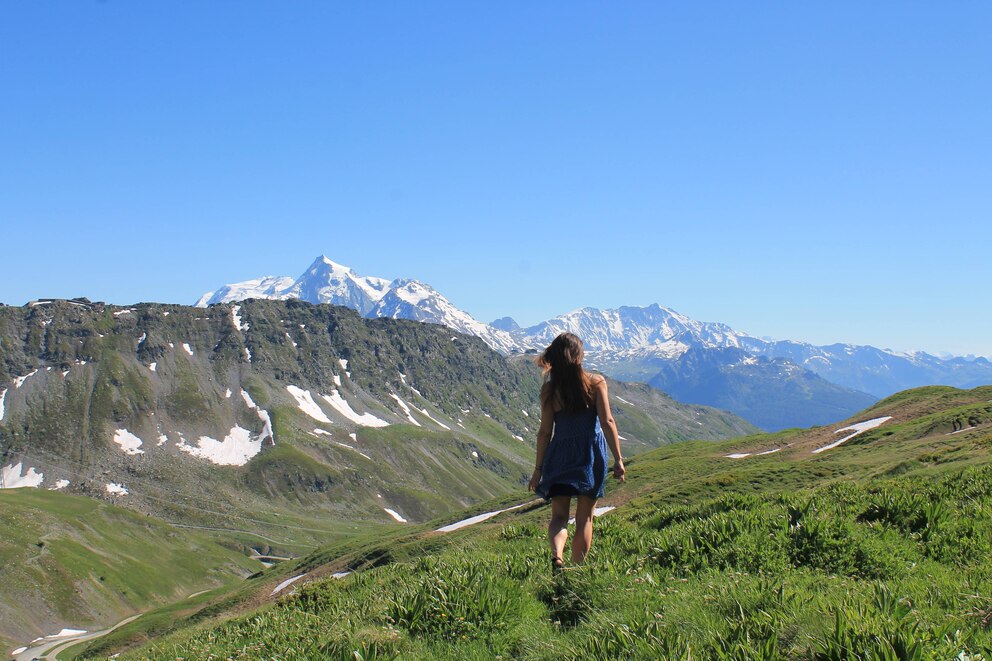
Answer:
(537, 332, 594, 414)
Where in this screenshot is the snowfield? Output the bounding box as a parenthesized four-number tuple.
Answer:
(1, 462, 45, 489)
(177, 426, 262, 466)
(811, 416, 893, 454)
(113, 429, 146, 456)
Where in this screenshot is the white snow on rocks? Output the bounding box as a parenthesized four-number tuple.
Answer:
(1, 462, 44, 489)
(182, 343, 194, 356)
(383, 508, 407, 523)
(242, 389, 273, 444)
(812, 416, 893, 454)
(0, 388, 6, 421)
(286, 332, 297, 348)
(137, 332, 147, 347)
(244, 347, 252, 362)
(14, 370, 38, 388)
(225, 388, 232, 398)
(615, 396, 634, 405)
(338, 358, 351, 378)
(113, 429, 146, 456)
(333, 374, 342, 386)
(51, 479, 70, 490)
(389, 393, 421, 426)
(148, 362, 157, 372)
(105, 483, 128, 495)
(231, 305, 249, 332)
(321, 391, 389, 427)
(414, 404, 450, 430)
(177, 426, 261, 466)
(286, 385, 333, 423)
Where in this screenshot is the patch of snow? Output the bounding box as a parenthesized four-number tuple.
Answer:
(460, 408, 470, 414)
(113, 309, 134, 317)
(113, 429, 146, 456)
(436, 502, 531, 533)
(415, 404, 449, 430)
(471, 451, 479, 458)
(12, 647, 26, 655)
(176, 426, 263, 466)
(1, 462, 45, 489)
(0, 388, 6, 421)
(285, 332, 297, 348)
(383, 508, 407, 523)
(569, 506, 616, 525)
(137, 332, 146, 347)
(725, 453, 752, 459)
(333, 374, 342, 387)
(244, 347, 252, 362)
(812, 416, 893, 454)
(286, 385, 333, 423)
(615, 396, 633, 405)
(349, 433, 357, 442)
(51, 479, 70, 490)
(225, 388, 232, 398)
(168, 342, 174, 349)
(105, 482, 128, 495)
(231, 305, 249, 332)
(522, 409, 529, 417)
(321, 391, 390, 427)
(241, 389, 273, 443)
(182, 343, 194, 356)
(332, 572, 351, 579)
(271, 574, 305, 595)
(157, 434, 168, 446)
(14, 370, 39, 388)
(148, 362, 157, 372)
(334, 441, 371, 460)
(163, 311, 170, 316)
(389, 393, 421, 425)
(312, 428, 332, 436)
(62, 370, 69, 377)
(513, 434, 524, 441)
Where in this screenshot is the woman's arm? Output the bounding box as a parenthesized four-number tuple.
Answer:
(528, 388, 555, 492)
(593, 376, 625, 482)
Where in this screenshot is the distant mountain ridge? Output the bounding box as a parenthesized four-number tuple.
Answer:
(197, 257, 520, 353)
(196, 256, 992, 430)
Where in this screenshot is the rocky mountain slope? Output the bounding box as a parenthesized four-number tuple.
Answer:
(0, 299, 753, 536)
(197, 257, 992, 432)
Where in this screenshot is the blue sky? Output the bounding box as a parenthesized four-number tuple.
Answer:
(2, 3, 989, 356)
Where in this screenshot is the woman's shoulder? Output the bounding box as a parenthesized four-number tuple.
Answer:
(588, 372, 606, 387)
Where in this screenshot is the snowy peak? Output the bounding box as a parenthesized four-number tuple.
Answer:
(521, 304, 751, 357)
(195, 275, 296, 307)
(195, 257, 522, 354)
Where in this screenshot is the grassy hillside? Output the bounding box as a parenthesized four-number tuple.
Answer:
(0, 489, 259, 651)
(77, 386, 992, 659)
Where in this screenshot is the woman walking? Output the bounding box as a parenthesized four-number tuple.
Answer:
(528, 332, 625, 570)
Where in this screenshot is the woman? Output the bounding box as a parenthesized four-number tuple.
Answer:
(528, 332, 625, 570)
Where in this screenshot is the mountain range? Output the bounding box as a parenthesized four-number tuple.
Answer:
(198, 256, 992, 430)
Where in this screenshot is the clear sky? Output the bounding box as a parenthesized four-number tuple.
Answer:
(2, 3, 989, 357)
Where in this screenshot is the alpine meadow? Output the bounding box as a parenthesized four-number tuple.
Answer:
(3, 3, 992, 660)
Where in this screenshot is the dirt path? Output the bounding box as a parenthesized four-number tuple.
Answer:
(13, 615, 140, 661)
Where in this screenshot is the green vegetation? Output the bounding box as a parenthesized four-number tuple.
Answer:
(85, 387, 992, 659)
(0, 489, 258, 647)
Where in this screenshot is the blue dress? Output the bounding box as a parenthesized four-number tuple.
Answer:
(536, 407, 609, 500)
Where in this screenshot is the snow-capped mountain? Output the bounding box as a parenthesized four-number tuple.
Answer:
(518, 304, 753, 357)
(197, 256, 522, 354)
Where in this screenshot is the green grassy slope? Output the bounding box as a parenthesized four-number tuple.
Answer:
(0, 489, 259, 651)
(80, 386, 992, 659)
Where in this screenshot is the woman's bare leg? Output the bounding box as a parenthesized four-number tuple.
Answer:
(548, 496, 571, 562)
(571, 496, 597, 564)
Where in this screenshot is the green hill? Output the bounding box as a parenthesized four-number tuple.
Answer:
(0, 489, 259, 652)
(73, 386, 992, 659)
